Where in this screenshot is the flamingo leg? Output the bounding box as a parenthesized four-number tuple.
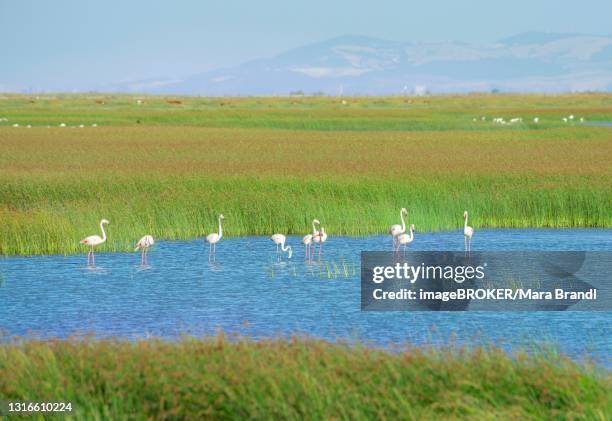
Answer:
(91, 246, 95, 266)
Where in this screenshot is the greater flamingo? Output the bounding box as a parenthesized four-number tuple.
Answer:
(313, 227, 328, 258)
(389, 208, 407, 250)
(79, 219, 109, 266)
(397, 224, 415, 256)
(302, 219, 320, 260)
(206, 214, 224, 261)
(135, 235, 154, 265)
(270, 234, 292, 260)
(302, 234, 313, 260)
(463, 210, 474, 253)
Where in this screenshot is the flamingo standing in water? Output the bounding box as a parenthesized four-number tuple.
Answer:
(463, 210, 474, 253)
(313, 227, 328, 258)
(389, 208, 407, 251)
(135, 235, 154, 265)
(303, 219, 320, 260)
(270, 234, 292, 260)
(206, 214, 224, 261)
(396, 224, 415, 256)
(302, 234, 313, 260)
(79, 219, 109, 266)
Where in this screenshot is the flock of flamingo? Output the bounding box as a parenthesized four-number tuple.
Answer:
(79, 209, 475, 265)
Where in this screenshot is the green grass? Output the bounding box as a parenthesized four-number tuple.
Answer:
(0, 93, 611, 255)
(0, 336, 609, 419)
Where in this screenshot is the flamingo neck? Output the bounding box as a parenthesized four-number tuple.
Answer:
(400, 211, 406, 232)
(409, 227, 414, 241)
(464, 214, 468, 228)
(218, 218, 223, 239)
(312, 220, 319, 235)
(100, 222, 107, 242)
(281, 242, 290, 252)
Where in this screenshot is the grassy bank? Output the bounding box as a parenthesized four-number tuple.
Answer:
(0, 337, 609, 419)
(0, 94, 611, 255)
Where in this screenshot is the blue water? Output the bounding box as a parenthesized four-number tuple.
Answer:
(0, 229, 610, 365)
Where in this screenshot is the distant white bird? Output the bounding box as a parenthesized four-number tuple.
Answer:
(533, 117, 539, 123)
(79, 124, 84, 128)
(92, 123, 98, 127)
(569, 115, 574, 120)
(579, 117, 584, 123)
(59, 123, 66, 127)
(397, 224, 415, 256)
(80, 219, 110, 266)
(12, 123, 19, 127)
(135, 235, 154, 265)
(26, 125, 31, 128)
(463, 211, 474, 254)
(481, 116, 486, 121)
(270, 233, 292, 260)
(563, 118, 568, 123)
(389, 208, 407, 250)
(205, 214, 224, 261)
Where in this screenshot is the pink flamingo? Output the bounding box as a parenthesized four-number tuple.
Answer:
(302, 219, 320, 260)
(135, 235, 154, 265)
(270, 234, 292, 260)
(312, 227, 328, 258)
(396, 224, 415, 256)
(389, 208, 407, 251)
(206, 214, 224, 261)
(79, 219, 109, 266)
(463, 210, 474, 254)
(302, 234, 313, 260)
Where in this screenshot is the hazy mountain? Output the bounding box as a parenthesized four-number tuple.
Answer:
(108, 32, 612, 95)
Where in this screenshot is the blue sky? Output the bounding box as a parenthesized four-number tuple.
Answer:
(1, 0, 610, 91)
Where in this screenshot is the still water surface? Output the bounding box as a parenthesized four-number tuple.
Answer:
(0, 229, 610, 364)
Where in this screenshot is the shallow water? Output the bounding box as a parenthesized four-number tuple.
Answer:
(1, 229, 610, 364)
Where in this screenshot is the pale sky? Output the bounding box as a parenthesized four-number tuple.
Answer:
(1, 0, 610, 91)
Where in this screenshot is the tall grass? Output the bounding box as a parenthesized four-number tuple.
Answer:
(0, 175, 609, 255)
(0, 95, 611, 255)
(0, 336, 609, 419)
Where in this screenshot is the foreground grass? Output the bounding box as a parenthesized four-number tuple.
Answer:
(0, 337, 609, 419)
(0, 94, 611, 255)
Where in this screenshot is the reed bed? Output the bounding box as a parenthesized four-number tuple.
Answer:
(0, 336, 609, 419)
(0, 95, 610, 255)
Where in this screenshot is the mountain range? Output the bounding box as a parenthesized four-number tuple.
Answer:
(105, 32, 612, 95)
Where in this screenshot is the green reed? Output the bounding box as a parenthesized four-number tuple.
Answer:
(0, 336, 609, 419)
